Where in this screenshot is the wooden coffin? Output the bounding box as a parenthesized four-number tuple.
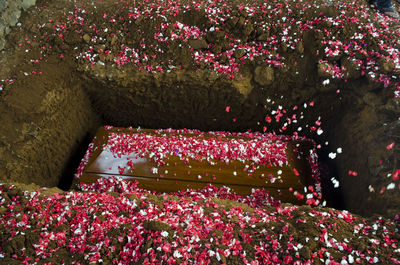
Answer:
(79, 127, 318, 204)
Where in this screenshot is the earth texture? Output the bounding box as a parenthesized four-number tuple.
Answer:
(0, 0, 399, 264)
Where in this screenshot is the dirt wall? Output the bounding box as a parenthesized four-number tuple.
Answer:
(333, 101, 400, 218)
(0, 55, 100, 188)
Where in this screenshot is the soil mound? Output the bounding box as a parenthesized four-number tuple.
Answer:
(1, 181, 400, 264)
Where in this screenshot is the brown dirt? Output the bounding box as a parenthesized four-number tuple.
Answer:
(0, 0, 101, 189)
(0, 0, 399, 263)
(0, 182, 399, 264)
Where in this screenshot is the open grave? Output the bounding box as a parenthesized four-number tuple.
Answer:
(0, 0, 399, 218)
(0, 0, 399, 263)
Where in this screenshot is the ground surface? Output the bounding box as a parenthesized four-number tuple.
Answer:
(0, 0, 400, 264)
(1, 181, 400, 264)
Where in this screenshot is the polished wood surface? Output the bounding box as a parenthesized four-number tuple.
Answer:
(80, 127, 316, 204)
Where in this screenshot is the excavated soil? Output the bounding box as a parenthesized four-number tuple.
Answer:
(0, 0, 399, 264)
